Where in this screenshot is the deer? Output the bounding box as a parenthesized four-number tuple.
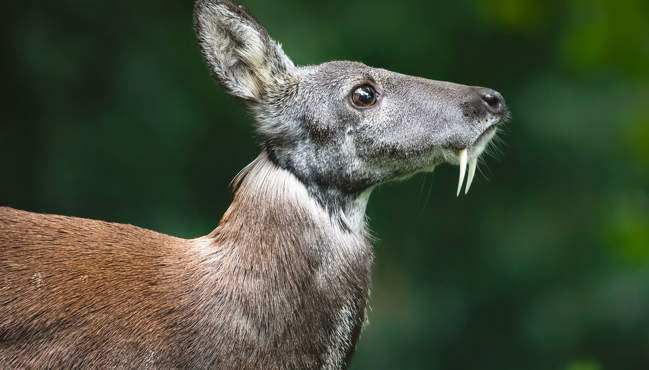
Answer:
(0, 0, 508, 369)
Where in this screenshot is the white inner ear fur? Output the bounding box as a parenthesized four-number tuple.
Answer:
(197, 4, 294, 101)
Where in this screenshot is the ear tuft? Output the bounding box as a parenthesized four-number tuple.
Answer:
(194, 0, 294, 102)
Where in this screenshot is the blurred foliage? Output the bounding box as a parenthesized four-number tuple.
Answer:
(566, 359, 603, 370)
(1, 0, 649, 369)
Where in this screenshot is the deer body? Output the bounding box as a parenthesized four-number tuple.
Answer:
(1, 0, 507, 369)
(1, 153, 371, 369)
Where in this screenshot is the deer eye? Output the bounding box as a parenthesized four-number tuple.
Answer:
(351, 85, 378, 108)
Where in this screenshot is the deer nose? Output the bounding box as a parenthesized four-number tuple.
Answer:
(479, 89, 505, 115)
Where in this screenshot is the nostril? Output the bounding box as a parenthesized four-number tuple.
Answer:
(483, 94, 499, 109)
(481, 89, 504, 114)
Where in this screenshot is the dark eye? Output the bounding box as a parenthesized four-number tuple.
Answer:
(351, 85, 378, 108)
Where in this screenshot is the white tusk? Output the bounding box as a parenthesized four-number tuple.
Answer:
(465, 157, 477, 194)
(457, 149, 467, 197)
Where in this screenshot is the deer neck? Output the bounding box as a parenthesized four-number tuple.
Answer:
(213, 150, 371, 244)
(202, 150, 374, 287)
(188, 151, 373, 367)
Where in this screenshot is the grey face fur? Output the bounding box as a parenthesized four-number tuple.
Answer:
(195, 0, 508, 215)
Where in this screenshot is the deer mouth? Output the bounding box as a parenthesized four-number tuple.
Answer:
(473, 124, 498, 147)
(455, 124, 498, 196)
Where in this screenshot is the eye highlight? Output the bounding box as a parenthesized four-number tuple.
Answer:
(351, 85, 379, 108)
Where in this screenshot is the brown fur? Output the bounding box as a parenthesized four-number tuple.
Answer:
(0, 153, 373, 369)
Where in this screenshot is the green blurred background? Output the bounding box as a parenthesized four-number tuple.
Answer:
(2, 0, 648, 369)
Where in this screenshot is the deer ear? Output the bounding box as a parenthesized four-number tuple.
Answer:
(194, 0, 294, 102)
